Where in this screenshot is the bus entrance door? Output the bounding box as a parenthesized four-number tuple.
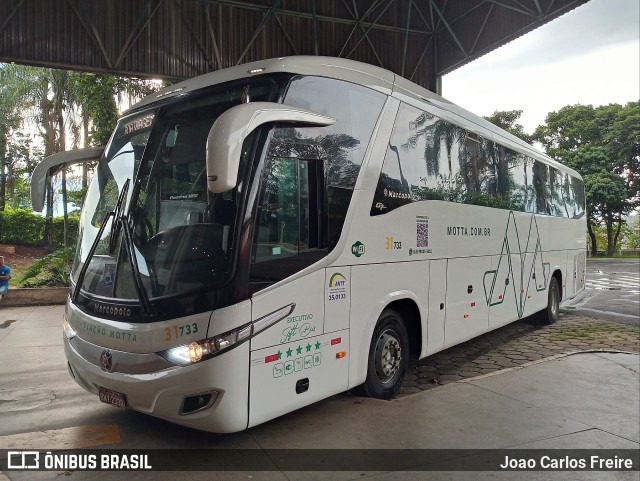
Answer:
(247, 270, 350, 428)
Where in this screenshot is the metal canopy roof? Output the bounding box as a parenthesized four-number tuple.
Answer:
(0, 0, 588, 91)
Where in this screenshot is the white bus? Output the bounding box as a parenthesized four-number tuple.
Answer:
(32, 56, 586, 433)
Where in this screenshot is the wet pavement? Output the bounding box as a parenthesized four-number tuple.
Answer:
(570, 258, 640, 323)
(0, 299, 638, 480)
(400, 311, 639, 396)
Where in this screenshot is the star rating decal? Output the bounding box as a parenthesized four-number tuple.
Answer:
(264, 340, 327, 370)
(290, 342, 323, 355)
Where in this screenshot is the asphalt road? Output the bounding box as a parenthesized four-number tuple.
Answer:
(563, 258, 640, 324)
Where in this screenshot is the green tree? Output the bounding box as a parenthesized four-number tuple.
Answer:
(1, 63, 160, 249)
(535, 103, 640, 256)
(0, 64, 39, 211)
(67, 72, 157, 203)
(484, 110, 533, 143)
(625, 224, 640, 251)
(606, 101, 640, 214)
(7, 177, 32, 210)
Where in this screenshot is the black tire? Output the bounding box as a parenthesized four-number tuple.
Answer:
(358, 309, 409, 400)
(539, 276, 560, 325)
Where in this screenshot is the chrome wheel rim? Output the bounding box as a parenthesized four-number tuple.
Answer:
(374, 329, 401, 384)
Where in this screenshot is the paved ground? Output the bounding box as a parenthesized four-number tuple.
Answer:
(0, 307, 638, 479)
(570, 258, 640, 323)
(400, 311, 639, 396)
(0, 305, 637, 405)
(1, 306, 637, 399)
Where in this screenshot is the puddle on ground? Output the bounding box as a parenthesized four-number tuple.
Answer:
(0, 320, 17, 329)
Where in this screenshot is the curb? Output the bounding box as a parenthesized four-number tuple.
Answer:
(395, 350, 639, 402)
(1, 287, 69, 307)
(457, 349, 638, 383)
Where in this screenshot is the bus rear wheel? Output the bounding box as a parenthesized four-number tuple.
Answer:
(539, 276, 560, 325)
(358, 309, 409, 400)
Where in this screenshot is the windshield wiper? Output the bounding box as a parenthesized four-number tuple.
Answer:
(119, 215, 153, 316)
(72, 212, 154, 317)
(108, 179, 130, 254)
(72, 178, 154, 317)
(72, 211, 113, 304)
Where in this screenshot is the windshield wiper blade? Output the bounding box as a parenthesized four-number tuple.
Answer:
(72, 211, 114, 304)
(73, 178, 129, 303)
(119, 215, 153, 316)
(108, 179, 130, 254)
(72, 212, 154, 317)
(71, 176, 152, 316)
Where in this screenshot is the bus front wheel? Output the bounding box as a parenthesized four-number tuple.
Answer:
(539, 276, 560, 325)
(358, 309, 409, 400)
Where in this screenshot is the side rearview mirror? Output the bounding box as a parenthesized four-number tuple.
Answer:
(30, 147, 104, 212)
(206, 102, 335, 193)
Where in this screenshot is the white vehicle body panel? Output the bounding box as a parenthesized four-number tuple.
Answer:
(56, 56, 586, 433)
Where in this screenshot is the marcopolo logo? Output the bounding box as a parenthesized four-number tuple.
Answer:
(351, 241, 365, 258)
(93, 302, 132, 317)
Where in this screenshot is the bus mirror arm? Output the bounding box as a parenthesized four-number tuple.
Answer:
(30, 147, 104, 212)
(205, 102, 335, 193)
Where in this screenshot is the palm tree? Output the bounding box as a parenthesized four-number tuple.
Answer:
(0, 64, 40, 211)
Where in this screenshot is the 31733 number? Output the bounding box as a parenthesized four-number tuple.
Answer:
(164, 323, 199, 341)
(385, 236, 402, 250)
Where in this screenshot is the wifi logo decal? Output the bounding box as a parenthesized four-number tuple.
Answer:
(483, 212, 550, 319)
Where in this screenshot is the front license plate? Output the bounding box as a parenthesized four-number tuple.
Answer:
(98, 387, 127, 409)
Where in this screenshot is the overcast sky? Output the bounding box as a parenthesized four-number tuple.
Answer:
(442, 0, 640, 133)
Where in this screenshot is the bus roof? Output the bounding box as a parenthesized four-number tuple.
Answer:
(129, 56, 581, 180)
(129, 56, 395, 111)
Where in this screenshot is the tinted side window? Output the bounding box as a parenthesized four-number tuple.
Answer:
(254, 157, 310, 263)
(372, 104, 466, 215)
(284, 76, 385, 244)
(571, 176, 586, 218)
(250, 152, 325, 291)
(283, 76, 386, 188)
(548, 167, 565, 217)
(372, 104, 424, 215)
(532, 161, 551, 215)
(371, 103, 583, 219)
(508, 152, 533, 213)
(460, 134, 501, 207)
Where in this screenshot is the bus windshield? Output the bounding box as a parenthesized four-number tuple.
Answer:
(71, 80, 276, 304)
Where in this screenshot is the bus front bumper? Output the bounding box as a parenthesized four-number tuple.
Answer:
(63, 333, 250, 433)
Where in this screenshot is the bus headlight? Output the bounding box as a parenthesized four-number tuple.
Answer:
(188, 342, 203, 363)
(159, 322, 252, 366)
(158, 303, 295, 366)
